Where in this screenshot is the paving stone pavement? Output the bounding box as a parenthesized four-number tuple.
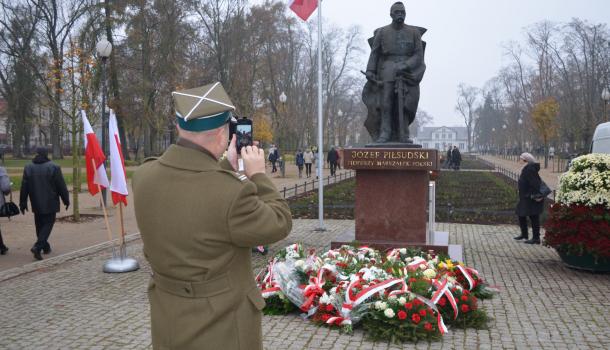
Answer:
(1, 220, 609, 350)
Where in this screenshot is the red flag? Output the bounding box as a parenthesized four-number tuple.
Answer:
(289, 0, 318, 21)
(81, 110, 110, 195)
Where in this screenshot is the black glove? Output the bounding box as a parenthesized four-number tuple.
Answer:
(65, 204, 70, 211)
(20, 206, 27, 215)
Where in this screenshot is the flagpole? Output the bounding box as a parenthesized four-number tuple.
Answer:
(316, 0, 325, 231)
(91, 159, 114, 246)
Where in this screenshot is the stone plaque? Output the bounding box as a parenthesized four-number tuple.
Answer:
(343, 148, 438, 171)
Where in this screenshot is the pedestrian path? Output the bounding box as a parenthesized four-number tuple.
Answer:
(1, 220, 608, 349)
(478, 155, 563, 190)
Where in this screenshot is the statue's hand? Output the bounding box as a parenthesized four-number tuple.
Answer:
(365, 71, 376, 82)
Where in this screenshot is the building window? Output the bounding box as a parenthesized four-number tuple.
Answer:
(448, 134, 452, 139)
(423, 143, 428, 148)
(442, 134, 446, 139)
(435, 143, 440, 149)
(460, 143, 465, 150)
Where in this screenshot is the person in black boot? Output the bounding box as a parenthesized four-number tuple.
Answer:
(0, 165, 11, 255)
(514, 152, 544, 244)
(19, 147, 70, 261)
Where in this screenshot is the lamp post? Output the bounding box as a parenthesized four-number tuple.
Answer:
(518, 118, 523, 155)
(502, 124, 507, 157)
(492, 127, 496, 155)
(96, 39, 112, 206)
(602, 87, 610, 122)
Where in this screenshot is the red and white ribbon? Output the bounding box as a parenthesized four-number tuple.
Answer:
(258, 259, 282, 298)
(457, 265, 476, 290)
(431, 278, 458, 319)
(407, 257, 428, 270)
(300, 265, 335, 312)
(336, 277, 406, 325)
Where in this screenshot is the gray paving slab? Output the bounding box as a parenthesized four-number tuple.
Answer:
(0, 220, 609, 349)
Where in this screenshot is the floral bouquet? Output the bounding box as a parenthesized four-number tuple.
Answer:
(544, 153, 610, 263)
(257, 244, 497, 342)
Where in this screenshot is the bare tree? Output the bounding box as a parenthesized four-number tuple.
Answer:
(455, 83, 479, 151)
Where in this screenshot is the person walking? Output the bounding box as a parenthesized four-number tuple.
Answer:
(327, 147, 339, 176)
(295, 149, 305, 178)
(19, 147, 70, 260)
(451, 146, 462, 170)
(268, 144, 279, 173)
(0, 166, 11, 255)
(514, 152, 544, 244)
(133, 83, 292, 350)
(304, 148, 314, 178)
(445, 147, 453, 169)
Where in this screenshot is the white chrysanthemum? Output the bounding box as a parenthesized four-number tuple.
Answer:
(398, 297, 407, 304)
(388, 295, 397, 301)
(384, 308, 395, 318)
(399, 248, 407, 255)
(319, 293, 331, 305)
(423, 268, 437, 278)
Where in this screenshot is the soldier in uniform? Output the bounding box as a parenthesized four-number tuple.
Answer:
(364, 1, 426, 143)
(133, 82, 292, 349)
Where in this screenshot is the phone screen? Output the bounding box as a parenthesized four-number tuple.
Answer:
(236, 123, 253, 153)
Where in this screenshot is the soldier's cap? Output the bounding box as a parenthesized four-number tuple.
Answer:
(172, 82, 235, 132)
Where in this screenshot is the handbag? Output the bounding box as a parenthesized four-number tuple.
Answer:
(531, 181, 552, 202)
(0, 191, 20, 218)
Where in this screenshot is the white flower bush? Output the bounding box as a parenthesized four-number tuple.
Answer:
(557, 154, 610, 209)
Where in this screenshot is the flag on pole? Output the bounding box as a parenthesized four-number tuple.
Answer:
(81, 110, 110, 195)
(289, 0, 318, 21)
(108, 110, 128, 206)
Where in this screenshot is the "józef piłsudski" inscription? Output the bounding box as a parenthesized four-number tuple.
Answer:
(344, 149, 438, 170)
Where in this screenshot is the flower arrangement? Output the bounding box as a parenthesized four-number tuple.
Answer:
(256, 244, 498, 343)
(544, 154, 610, 262)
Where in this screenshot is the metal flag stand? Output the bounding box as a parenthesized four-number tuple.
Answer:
(103, 202, 139, 273)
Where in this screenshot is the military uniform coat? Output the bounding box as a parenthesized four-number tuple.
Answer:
(133, 141, 292, 350)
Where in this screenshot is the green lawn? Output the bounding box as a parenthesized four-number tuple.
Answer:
(1, 156, 141, 168)
(8, 170, 134, 190)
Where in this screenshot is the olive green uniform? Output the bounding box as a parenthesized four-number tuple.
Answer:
(133, 140, 292, 349)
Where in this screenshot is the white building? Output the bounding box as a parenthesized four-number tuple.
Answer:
(414, 126, 468, 151)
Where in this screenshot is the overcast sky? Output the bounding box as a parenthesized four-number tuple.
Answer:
(289, 0, 610, 127)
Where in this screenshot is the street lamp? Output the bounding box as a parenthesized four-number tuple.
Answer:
(96, 39, 112, 205)
(518, 118, 523, 153)
(502, 124, 507, 156)
(602, 87, 610, 122)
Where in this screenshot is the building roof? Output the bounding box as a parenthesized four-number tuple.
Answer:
(416, 126, 468, 140)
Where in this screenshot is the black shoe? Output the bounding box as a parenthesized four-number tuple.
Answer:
(0, 245, 7, 255)
(514, 235, 528, 240)
(524, 239, 540, 245)
(30, 247, 43, 260)
(43, 247, 52, 254)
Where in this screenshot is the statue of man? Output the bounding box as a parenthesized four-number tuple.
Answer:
(363, 1, 426, 144)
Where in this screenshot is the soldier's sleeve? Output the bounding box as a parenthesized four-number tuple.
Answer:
(366, 30, 382, 73)
(219, 157, 235, 171)
(227, 173, 292, 247)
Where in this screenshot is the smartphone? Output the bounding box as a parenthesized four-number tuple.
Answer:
(235, 117, 253, 153)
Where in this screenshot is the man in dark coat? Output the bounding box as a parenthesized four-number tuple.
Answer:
(451, 146, 462, 170)
(514, 152, 544, 244)
(327, 147, 339, 176)
(19, 147, 70, 260)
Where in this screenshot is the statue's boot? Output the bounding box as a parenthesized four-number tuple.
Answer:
(376, 132, 390, 143)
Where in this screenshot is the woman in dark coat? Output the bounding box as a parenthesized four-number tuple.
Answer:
(514, 152, 544, 244)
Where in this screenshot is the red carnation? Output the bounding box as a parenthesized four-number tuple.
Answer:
(397, 310, 407, 320)
(461, 295, 469, 302)
(419, 309, 427, 317)
(461, 304, 470, 313)
(326, 304, 334, 312)
(411, 313, 421, 324)
(408, 277, 417, 283)
(405, 302, 413, 310)
(321, 314, 330, 321)
(424, 322, 433, 332)
(413, 298, 422, 306)
(438, 297, 447, 307)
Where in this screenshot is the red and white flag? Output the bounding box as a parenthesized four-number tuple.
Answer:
(108, 110, 128, 206)
(289, 0, 318, 21)
(82, 110, 109, 195)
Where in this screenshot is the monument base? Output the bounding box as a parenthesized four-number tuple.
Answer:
(365, 142, 422, 148)
(331, 229, 448, 254)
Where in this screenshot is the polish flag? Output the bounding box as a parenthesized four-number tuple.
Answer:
(82, 110, 109, 195)
(289, 0, 318, 21)
(108, 110, 128, 206)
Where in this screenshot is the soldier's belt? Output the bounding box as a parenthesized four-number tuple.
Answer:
(151, 272, 232, 298)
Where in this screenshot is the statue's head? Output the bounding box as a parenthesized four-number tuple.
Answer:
(390, 2, 406, 25)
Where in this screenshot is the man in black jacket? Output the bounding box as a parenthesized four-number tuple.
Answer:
(19, 147, 70, 260)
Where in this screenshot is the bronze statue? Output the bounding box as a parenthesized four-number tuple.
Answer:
(362, 1, 426, 144)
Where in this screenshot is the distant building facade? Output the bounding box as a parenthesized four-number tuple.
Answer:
(414, 126, 468, 151)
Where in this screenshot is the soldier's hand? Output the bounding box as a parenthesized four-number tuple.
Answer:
(241, 145, 265, 178)
(227, 135, 238, 170)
